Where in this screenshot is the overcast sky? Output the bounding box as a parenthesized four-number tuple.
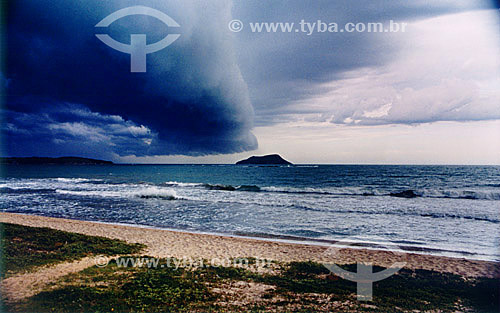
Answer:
(2, 0, 500, 164)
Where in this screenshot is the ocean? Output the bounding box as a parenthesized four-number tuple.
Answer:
(1, 164, 499, 261)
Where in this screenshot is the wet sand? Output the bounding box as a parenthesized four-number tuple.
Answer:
(1, 212, 498, 278)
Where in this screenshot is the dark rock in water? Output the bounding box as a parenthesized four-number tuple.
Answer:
(1, 156, 113, 165)
(204, 184, 237, 191)
(236, 185, 261, 192)
(203, 184, 261, 192)
(236, 154, 292, 165)
(138, 194, 176, 200)
(390, 190, 419, 198)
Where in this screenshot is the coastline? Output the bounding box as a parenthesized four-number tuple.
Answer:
(1, 212, 499, 278)
(8, 214, 495, 261)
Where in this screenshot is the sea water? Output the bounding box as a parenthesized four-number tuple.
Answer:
(1, 164, 499, 261)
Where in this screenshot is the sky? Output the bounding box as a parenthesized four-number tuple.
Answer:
(2, 0, 500, 164)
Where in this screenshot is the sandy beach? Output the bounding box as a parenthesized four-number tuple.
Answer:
(1, 212, 498, 279)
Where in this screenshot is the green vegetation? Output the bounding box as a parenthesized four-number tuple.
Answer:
(22, 262, 215, 312)
(256, 262, 500, 312)
(14, 259, 215, 312)
(13, 258, 500, 312)
(1, 224, 498, 312)
(0, 222, 144, 276)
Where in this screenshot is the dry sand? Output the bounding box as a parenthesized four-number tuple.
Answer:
(1, 212, 498, 279)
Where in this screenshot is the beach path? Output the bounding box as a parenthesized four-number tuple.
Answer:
(1, 255, 117, 303)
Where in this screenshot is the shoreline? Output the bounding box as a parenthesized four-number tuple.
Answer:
(2, 212, 496, 262)
(43, 216, 499, 262)
(1, 212, 499, 278)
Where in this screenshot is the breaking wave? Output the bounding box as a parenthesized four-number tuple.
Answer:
(174, 182, 500, 200)
(0, 187, 56, 194)
(3, 178, 499, 201)
(56, 187, 181, 200)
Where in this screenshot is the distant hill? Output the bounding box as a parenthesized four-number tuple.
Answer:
(236, 154, 292, 165)
(1, 157, 113, 165)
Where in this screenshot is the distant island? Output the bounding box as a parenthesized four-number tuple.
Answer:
(236, 154, 292, 165)
(1, 157, 113, 165)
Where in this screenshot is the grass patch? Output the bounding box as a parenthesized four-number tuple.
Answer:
(373, 269, 500, 312)
(0, 222, 145, 276)
(13, 258, 499, 312)
(19, 258, 218, 312)
(257, 263, 500, 312)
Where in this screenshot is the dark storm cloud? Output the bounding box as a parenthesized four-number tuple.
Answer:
(3, 0, 256, 159)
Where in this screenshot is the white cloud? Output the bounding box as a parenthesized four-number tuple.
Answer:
(286, 10, 500, 125)
(249, 120, 500, 165)
(363, 103, 392, 118)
